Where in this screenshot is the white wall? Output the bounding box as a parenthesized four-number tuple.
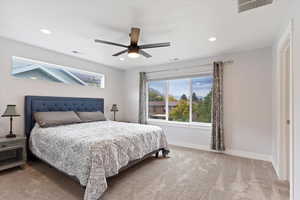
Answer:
(124, 47, 273, 160)
(271, 38, 280, 175)
(0, 37, 125, 137)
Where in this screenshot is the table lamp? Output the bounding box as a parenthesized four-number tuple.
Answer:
(2, 105, 20, 138)
(110, 104, 119, 121)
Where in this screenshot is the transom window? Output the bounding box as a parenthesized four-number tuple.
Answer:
(12, 56, 105, 88)
(147, 75, 213, 124)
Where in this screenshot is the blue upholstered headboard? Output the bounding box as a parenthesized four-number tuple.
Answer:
(25, 96, 104, 139)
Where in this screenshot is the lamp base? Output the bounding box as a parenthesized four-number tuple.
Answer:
(6, 133, 16, 138)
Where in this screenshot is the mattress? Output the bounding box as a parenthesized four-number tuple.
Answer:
(29, 120, 169, 200)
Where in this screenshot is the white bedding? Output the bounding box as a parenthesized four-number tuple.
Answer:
(29, 121, 169, 200)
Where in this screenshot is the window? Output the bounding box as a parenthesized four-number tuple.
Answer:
(148, 80, 167, 120)
(191, 76, 213, 123)
(12, 56, 105, 88)
(147, 75, 213, 124)
(168, 79, 190, 122)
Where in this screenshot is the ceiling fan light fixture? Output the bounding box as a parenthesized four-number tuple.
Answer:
(94, 27, 170, 59)
(128, 52, 140, 58)
(128, 49, 140, 58)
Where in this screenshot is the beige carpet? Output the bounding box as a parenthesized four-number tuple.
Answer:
(0, 146, 289, 200)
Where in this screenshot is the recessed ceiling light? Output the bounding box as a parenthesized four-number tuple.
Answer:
(119, 57, 125, 61)
(208, 37, 217, 42)
(40, 29, 52, 35)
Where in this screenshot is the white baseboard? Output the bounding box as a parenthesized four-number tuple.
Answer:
(272, 159, 280, 177)
(226, 149, 272, 162)
(169, 141, 211, 152)
(169, 142, 272, 162)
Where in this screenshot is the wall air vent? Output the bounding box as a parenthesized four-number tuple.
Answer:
(238, 0, 273, 13)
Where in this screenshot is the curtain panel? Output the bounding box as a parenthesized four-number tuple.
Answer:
(211, 62, 225, 151)
(138, 72, 147, 124)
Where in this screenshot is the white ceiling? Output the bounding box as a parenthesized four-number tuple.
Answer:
(0, 0, 289, 69)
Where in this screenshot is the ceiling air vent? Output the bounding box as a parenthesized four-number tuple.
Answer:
(238, 0, 273, 13)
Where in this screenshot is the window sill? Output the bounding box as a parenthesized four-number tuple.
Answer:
(147, 119, 212, 130)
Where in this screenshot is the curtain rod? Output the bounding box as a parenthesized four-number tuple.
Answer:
(146, 60, 233, 74)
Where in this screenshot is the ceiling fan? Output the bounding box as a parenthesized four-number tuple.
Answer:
(94, 27, 171, 59)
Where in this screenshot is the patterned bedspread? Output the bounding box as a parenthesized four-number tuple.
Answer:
(29, 121, 169, 200)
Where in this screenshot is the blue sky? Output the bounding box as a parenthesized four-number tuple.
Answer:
(192, 76, 213, 98)
(149, 80, 166, 94)
(149, 76, 213, 99)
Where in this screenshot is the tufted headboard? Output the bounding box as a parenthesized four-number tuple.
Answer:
(25, 96, 104, 140)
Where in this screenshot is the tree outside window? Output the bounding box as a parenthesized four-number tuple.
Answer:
(148, 75, 213, 124)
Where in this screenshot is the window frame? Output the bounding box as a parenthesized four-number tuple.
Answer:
(146, 74, 213, 128)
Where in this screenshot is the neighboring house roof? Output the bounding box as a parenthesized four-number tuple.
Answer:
(149, 101, 178, 106)
(60, 69, 88, 86)
(12, 64, 88, 86)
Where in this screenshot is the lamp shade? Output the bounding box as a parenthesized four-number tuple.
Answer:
(1, 105, 20, 117)
(110, 104, 119, 112)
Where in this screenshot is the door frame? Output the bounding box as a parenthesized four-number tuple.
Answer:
(276, 20, 294, 199)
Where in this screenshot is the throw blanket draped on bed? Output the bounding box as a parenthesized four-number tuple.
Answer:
(30, 121, 169, 200)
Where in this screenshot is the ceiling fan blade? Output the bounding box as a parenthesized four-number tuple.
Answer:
(139, 50, 152, 58)
(112, 49, 128, 56)
(95, 39, 128, 48)
(139, 42, 171, 49)
(130, 27, 140, 45)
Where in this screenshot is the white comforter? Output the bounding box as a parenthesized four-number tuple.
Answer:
(29, 121, 169, 200)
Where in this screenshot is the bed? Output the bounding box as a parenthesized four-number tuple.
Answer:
(25, 96, 169, 200)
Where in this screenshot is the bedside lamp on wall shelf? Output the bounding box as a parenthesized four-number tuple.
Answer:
(2, 105, 20, 138)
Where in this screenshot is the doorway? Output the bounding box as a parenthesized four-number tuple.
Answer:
(277, 21, 294, 199)
(281, 45, 291, 182)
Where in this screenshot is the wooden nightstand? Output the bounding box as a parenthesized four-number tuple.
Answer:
(0, 136, 26, 171)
